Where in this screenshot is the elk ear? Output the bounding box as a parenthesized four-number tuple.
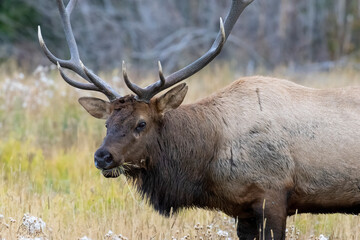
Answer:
(78, 97, 112, 119)
(156, 83, 188, 114)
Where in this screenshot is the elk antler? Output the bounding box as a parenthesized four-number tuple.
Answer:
(38, 0, 121, 101)
(123, 0, 254, 102)
(39, 0, 253, 102)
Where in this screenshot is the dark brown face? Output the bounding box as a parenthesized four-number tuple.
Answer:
(94, 96, 159, 178)
(78, 83, 188, 178)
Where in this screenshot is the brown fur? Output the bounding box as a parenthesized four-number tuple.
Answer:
(83, 76, 360, 240)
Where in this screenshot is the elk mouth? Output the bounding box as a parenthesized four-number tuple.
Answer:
(100, 162, 143, 178)
(101, 166, 124, 178)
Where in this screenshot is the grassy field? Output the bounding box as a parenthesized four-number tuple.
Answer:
(0, 62, 359, 240)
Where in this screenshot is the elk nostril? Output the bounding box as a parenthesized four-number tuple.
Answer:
(104, 153, 113, 164)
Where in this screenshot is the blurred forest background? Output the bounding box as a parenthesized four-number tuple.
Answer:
(1, 0, 360, 74)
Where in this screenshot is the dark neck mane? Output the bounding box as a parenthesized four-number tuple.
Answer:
(136, 104, 222, 215)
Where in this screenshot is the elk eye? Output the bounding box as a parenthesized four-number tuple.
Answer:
(135, 121, 146, 132)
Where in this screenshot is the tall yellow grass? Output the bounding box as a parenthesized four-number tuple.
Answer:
(0, 62, 359, 239)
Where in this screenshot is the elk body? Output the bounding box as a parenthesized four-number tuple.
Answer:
(38, 0, 360, 239)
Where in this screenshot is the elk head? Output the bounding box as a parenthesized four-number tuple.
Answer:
(38, 0, 253, 178)
(78, 83, 188, 178)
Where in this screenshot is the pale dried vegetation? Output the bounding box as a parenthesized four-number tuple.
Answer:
(0, 62, 359, 239)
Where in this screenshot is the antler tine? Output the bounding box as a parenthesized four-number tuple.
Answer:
(218, 0, 254, 42)
(57, 61, 100, 91)
(38, 0, 121, 101)
(81, 62, 121, 99)
(122, 60, 167, 102)
(158, 61, 166, 87)
(123, 0, 254, 102)
(122, 61, 143, 97)
(38, 26, 67, 67)
(56, 0, 80, 63)
(66, 0, 78, 15)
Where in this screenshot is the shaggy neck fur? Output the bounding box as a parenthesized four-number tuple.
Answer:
(136, 103, 223, 215)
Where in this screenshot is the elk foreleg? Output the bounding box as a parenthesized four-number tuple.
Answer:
(237, 217, 258, 240)
(237, 198, 287, 240)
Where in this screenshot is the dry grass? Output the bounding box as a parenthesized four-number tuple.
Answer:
(0, 62, 359, 239)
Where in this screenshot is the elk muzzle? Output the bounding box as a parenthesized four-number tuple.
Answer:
(94, 148, 123, 178)
(94, 148, 117, 170)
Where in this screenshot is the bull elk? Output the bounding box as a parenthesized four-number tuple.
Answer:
(38, 0, 360, 239)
